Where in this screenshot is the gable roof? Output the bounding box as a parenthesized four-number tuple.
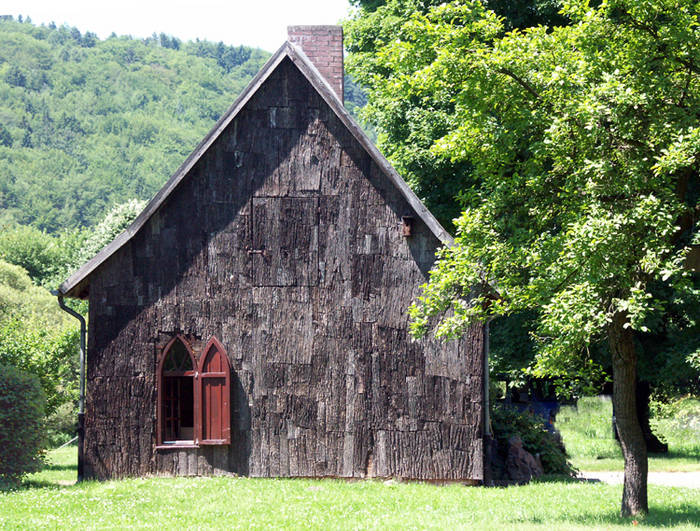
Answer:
(59, 41, 453, 299)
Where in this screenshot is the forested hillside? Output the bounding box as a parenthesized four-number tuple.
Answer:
(0, 17, 271, 232)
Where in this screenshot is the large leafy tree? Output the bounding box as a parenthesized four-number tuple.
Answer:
(352, 0, 699, 517)
(345, 0, 576, 230)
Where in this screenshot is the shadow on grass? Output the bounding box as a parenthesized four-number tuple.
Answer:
(42, 463, 76, 472)
(661, 448, 700, 459)
(17, 479, 73, 490)
(526, 477, 700, 528)
(13, 464, 78, 491)
(520, 508, 700, 529)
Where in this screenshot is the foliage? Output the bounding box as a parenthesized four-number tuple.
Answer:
(0, 317, 78, 416)
(491, 403, 576, 476)
(648, 396, 700, 463)
(344, 0, 477, 231)
(0, 260, 71, 327)
(344, 0, 579, 231)
(637, 278, 700, 396)
(0, 18, 271, 233)
(384, 1, 700, 386)
(45, 402, 77, 448)
(72, 199, 145, 269)
(0, 364, 46, 489)
(349, 0, 574, 29)
(489, 311, 538, 385)
(0, 224, 83, 287)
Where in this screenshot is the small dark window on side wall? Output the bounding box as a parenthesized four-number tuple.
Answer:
(156, 335, 231, 448)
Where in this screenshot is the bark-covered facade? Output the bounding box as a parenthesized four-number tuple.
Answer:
(60, 40, 485, 482)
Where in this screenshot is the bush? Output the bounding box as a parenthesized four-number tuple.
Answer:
(491, 403, 576, 477)
(0, 364, 46, 488)
(0, 317, 79, 415)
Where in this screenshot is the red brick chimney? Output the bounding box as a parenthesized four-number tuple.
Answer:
(287, 25, 344, 103)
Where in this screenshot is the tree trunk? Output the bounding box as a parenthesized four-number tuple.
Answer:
(609, 312, 648, 517)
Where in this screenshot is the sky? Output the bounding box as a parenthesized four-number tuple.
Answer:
(2, 0, 354, 52)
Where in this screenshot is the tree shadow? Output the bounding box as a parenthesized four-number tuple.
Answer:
(522, 478, 700, 528)
(13, 462, 78, 491)
(17, 479, 75, 490)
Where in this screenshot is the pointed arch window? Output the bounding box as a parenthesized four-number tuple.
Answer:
(156, 335, 231, 448)
(157, 336, 197, 446)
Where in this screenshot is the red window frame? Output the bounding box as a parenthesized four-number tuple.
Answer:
(157, 335, 198, 447)
(156, 335, 231, 449)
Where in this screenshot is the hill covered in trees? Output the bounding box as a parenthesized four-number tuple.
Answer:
(0, 17, 272, 232)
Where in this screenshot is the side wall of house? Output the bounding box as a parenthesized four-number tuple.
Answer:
(84, 58, 484, 481)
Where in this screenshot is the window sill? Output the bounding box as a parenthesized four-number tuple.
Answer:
(155, 441, 198, 450)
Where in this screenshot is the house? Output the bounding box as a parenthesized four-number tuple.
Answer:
(58, 26, 486, 481)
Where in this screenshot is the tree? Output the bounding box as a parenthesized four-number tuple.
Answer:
(0, 224, 83, 287)
(355, 0, 698, 517)
(0, 124, 12, 147)
(345, 0, 576, 231)
(72, 199, 146, 269)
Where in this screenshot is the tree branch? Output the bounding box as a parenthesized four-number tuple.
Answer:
(497, 68, 541, 101)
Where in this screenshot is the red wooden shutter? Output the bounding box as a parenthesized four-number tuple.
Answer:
(197, 337, 231, 444)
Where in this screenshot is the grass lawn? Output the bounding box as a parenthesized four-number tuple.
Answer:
(0, 447, 697, 529)
(2, 399, 697, 529)
(557, 396, 700, 472)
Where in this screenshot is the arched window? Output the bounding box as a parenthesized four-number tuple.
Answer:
(156, 335, 231, 448)
(198, 337, 231, 445)
(157, 336, 197, 446)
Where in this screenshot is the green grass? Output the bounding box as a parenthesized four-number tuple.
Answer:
(557, 396, 700, 472)
(2, 400, 697, 529)
(24, 446, 78, 487)
(0, 450, 697, 530)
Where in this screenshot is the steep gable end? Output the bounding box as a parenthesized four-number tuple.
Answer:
(60, 42, 451, 299)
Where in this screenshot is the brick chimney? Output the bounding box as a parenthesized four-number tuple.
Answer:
(287, 25, 344, 103)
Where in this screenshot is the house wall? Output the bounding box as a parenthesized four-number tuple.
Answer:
(84, 58, 484, 481)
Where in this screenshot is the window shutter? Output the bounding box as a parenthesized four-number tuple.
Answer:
(197, 337, 231, 444)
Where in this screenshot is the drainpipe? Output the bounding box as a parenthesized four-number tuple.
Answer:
(52, 291, 86, 482)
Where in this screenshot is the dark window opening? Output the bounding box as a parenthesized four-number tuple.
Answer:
(156, 335, 231, 449)
(158, 336, 197, 446)
(163, 376, 194, 441)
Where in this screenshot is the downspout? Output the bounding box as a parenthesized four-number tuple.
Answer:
(52, 291, 86, 482)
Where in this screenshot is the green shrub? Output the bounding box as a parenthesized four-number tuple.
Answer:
(0, 317, 79, 415)
(491, 403, 576, 476)
(0, 364, 46, 488)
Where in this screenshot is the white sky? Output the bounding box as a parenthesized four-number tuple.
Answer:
(2, 0, 354, 52)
